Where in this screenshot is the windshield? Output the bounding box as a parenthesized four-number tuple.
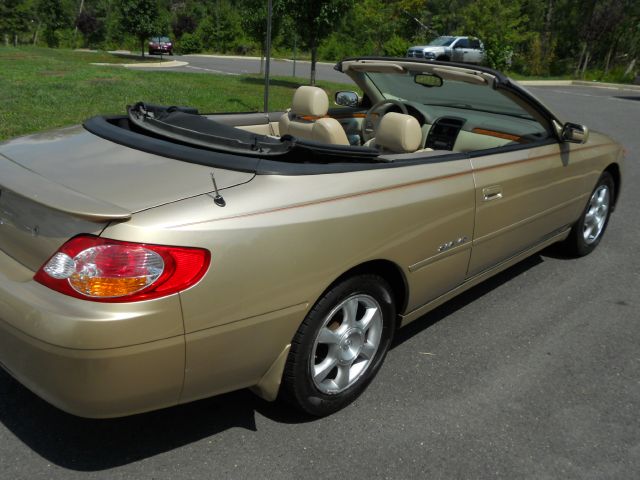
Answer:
(366, 71, 534, 119)
(428, 36, 455, 47)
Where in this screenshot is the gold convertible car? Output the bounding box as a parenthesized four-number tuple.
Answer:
(0, 58, 623, 418)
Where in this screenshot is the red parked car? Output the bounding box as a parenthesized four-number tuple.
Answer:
(148, 36, 173, 55)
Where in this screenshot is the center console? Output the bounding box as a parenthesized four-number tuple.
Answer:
(425, 117, 466, 151)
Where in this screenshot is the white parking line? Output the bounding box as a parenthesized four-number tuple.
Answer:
(186, 65, 240, 76)
(550, 89, 598, 97)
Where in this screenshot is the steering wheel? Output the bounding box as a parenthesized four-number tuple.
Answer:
(361, 99, 409, 143)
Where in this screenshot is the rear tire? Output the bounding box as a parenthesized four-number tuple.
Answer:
(563, 171, 614, 256)
(281, 274, 396, 416)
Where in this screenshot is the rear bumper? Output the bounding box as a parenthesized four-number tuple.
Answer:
(0, 249, 185, 418)
(0, 320, 184, 418)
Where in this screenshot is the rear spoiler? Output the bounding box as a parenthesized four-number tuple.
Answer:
(0, 154, 131, 221)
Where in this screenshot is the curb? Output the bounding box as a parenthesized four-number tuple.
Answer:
(184, 54, 334, 66)
(572, 80, 640, 91)
(518, 79, 640, 91)
(126, 60, 188, 68)
(91, 60, 189, 68)
(518, 80, 574, 86)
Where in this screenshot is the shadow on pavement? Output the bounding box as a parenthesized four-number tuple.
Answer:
(0, 253, 546, 471)
(0, 367, 311, 471)
(392, 254, 544, 347)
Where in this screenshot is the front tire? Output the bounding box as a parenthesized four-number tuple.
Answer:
(281, 274, 396, 416)
(563, 171, 614, 256)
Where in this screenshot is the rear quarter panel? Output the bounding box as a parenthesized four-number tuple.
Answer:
(103, 158, 476, 399)
(104, 159, 476, 330)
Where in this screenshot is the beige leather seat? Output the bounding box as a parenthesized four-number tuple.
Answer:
(364, 112, 423, 153)
(279, 86, 349, 145)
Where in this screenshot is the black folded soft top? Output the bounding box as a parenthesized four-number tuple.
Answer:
(83, 103, 396, 175)
(127, 102, 288, 156)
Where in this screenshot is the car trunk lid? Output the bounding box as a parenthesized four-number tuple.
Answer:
(0, 125, 254, 270)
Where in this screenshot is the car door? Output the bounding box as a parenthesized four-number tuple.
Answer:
(467, 38, 483, 64)
(467, 138, 585, 277)
(451, 38, 469, 62)
(394, 155, 476, 313)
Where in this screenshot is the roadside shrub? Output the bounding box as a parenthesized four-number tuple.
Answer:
(178, 32, 202, 54)
(583, 66, 637, 84)
(234, 43, 254, 55)
(194, 5, 243, 53)
(318, 32, 366, 61)
(383, 35, 409, 57)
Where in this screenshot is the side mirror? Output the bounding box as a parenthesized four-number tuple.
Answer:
(335, 91, 359, 107)
(562, 122, 589, 144)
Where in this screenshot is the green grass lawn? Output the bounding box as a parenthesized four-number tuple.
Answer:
(0, 47, 354, 141)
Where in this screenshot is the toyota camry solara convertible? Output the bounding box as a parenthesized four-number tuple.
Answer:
(0, 57, 624, 418)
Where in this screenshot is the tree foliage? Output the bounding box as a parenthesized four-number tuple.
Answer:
(241, 0, 287, 72)
(36, 0, 73, 47)
(0, 0, 34, 46)
(2, 0, 639, 83)
(117, 0, 159, 56)
(287, 0, 351, 84)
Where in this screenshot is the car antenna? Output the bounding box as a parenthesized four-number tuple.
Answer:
(209, 171, 226, 207)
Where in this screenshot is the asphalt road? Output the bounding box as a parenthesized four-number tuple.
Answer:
(0, 83, 638, 479)
(147, 53, 351, 83)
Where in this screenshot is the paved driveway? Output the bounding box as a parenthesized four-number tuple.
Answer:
(143, 54, 352, 83)
(0, 84, 638, 480)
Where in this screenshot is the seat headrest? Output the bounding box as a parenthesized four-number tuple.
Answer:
(291, 86, 329, 117)
(375, 112, 421, 153)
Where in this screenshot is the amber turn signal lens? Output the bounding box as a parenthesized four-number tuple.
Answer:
(66, 244, 164, 297)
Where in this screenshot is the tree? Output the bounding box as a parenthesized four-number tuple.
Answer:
(76, 7, 107, 47)
(288, 0, 351, 84)
(456, 0, 529, 70)
(241, 0, 286, 73)
(573, 0, 629, 77)
(0, 0, 35, 46)
(117, 0, 159, 57)
(36, 0, 72, 47)
(172, 13, 197, 39)
(194, 0, 244, 53)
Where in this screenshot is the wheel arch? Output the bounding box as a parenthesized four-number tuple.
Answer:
(604, 163, 621, 211)
(253, 259, 408, 403)
(327, 259, 409, 316)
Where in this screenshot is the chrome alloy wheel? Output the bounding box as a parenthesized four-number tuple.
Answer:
(583, 184, 610, 245)
(310, 294, 383, 394)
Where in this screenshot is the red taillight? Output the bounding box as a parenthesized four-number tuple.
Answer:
(34, 235, 210, 302)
